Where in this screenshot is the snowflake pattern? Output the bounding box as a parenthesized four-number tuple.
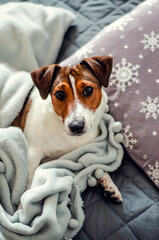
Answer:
(122, 125, 137, 150)
(143, 154, 148, 160)
(124, 45, 129, 49)
(74, 43, 94, 60)
(156, 79, 159, 84)
(147, 68, 152, 73)
(123, 113, 128, 119)
(140, 96, 159, 120)
(110, 58, 140, 92)
(146, 160, 159, 186)
(141, 31, 159, 52)
(104, 16, 133, 33)
(135, 90, 140, 95)
(114, 102, 119, 107)
(152, 131, 157, 136)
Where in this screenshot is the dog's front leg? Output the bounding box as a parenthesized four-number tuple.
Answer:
(98, 172, 122, 203)
(27, 147, 42, 190)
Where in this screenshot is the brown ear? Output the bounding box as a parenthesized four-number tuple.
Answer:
(31, 64, 61, 99)
(80, 56, 113, 87)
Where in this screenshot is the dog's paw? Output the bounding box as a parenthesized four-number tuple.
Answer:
(98, 173, 122, 203)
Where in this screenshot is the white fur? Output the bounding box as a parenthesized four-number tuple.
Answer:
(24, 85, 107, 188)
(65, 74, 99, 135)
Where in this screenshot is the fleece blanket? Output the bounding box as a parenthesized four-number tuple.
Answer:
(0, 2, 124, 240)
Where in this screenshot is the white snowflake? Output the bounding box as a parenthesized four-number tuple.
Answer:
(135, 90, 140, 95)
(147, 68, 152, 73)
(114, 102, 119, 107)
(146, 160, 159, 186)
(156, 79, 159, 84)
(104, 16, 133, 33)
(141, 31, 159, 52)
(122, 125, 137, 150)
(74, 43, 94, 60)
(110, 58, 140, 92)
(143, 154, 148, 160)
(140, 96, 159, 120)
(139, 54, 143, 59)
(152, 131, 157, 136)
(123, 113, 128, 118)
(124, 45, 129, 49)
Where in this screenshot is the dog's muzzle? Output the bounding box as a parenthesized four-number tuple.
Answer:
(69, 120, 85, 136)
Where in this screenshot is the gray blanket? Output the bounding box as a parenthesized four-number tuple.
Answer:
(0, 2, 123, 240)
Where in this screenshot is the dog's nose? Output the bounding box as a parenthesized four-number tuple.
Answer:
(69, 121, 85, 135)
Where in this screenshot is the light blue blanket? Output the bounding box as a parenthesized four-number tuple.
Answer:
(0, 2, 123, 240)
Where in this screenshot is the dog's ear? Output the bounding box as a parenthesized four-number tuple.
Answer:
(31, 64, 61, 99)
(80, 56, 113, 87)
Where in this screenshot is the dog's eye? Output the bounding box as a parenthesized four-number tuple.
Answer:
(83, 86, 93, 97)
(55, 90, 65, 101)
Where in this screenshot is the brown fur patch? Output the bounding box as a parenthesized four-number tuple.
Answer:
(50, 66, 102, 122)
(71, 66, 102, 111)
(12, 99, 32, 131)
(50, 68, 75, 122)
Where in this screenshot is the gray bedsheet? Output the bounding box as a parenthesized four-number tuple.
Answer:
(1, 0, 159, 240)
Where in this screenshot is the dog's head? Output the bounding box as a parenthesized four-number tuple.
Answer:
(31, 56, 113, 136)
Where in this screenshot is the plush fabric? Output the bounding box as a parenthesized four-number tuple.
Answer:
(0, 2, 124, 240)
(0, 2, 76, 72)
(61, 0, 159, 189)
(0, 112, 123, 240)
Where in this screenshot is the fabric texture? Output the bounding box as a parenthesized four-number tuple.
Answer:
(0, 2, 123, 240)
(0, 2, 76, 72)
(61, 0, 159, 189)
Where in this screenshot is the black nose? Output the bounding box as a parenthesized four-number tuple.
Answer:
(69, 121, 85, 135)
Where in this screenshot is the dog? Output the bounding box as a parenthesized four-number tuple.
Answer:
(12, 56, 122, 203)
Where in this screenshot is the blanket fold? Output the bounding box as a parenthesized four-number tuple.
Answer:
(0, 2, 123, 240)
(0, 2, 76, 72)
(0, 127, 28, 215)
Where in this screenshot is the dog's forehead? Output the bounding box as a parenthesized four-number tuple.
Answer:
(53, 64, 98, 87)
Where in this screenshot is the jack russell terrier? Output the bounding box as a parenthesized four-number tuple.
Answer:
(12, 56, 122, 203)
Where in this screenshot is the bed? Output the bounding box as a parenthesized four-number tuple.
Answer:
(0, 0, 159, 240)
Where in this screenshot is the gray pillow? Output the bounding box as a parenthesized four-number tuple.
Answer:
(61, 0, 159, 189)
